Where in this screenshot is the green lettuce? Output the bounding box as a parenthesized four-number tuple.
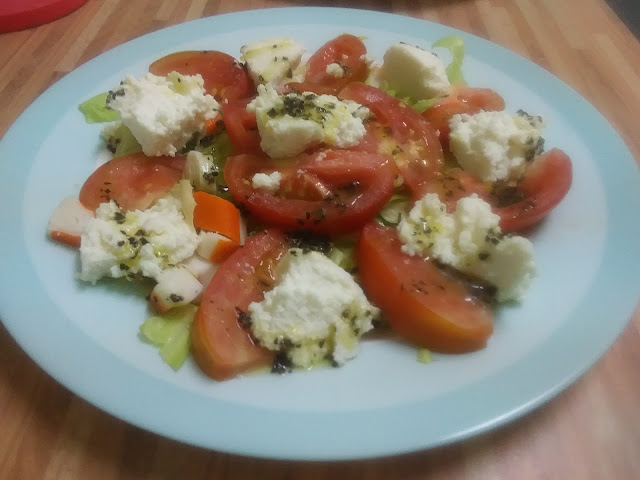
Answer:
(139, 304, 197, 370)
(101, 122, 142, 158)
(433, 35, 467, 86)
(78, 92, 119, 123)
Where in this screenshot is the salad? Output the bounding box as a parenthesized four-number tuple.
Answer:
(47, 33, 572, 381)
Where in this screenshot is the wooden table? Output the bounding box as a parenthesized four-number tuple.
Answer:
(1, 0, 639, 478)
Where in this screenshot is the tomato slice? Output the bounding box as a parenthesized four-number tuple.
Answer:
(78, 153, 185, 212)
(357, 222, 493, 353)
(422, 86, 505, 149)
(221, 98, 262, 155)
(495, 148, 572, 232)
(303, 34, 369, 90)
(281, 81, 340, 96)
(224, 149, 396, 236)
(149, 50, 254, 102)
(420, 148, 573, 232)
(339, 83, 445, 197)
(191, 229, 288, 380)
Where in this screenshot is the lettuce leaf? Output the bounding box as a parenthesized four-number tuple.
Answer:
(78, 92, 119, 123)
(139, 304, 197, 370)
(101, 122, 142, 158)
(433, 35, 466, 86)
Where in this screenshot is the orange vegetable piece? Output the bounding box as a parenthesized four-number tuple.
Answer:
(192, 191, 241, 243)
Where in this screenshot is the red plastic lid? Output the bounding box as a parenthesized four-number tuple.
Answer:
(0, 0, 87, 33)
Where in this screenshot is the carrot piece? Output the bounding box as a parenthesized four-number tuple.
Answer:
(192, 191, 241, 243)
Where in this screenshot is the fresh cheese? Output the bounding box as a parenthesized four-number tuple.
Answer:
(252, 171, 282, 193)
(107, 72, 219, 156)
(79, 196, 199, 283)
(325, 62, 346, 78)
(449, 110, 545, 182)
(247, 249, 379, 368)
(247, 84, 369, 158)
(240, 38, 305, 86)
(379, 42, 451, 100)
(397, 193, 536, 302)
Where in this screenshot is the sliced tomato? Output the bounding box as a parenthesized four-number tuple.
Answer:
(78, 153, 185, 212)
(303, 34, 369, 90)
(357, 222, 493, 353)
(221, 98, 262, 155)
(281, 81, 340, 96)
(191, 229, 288, 381)
(224, 149, 396, 235)
(149, 50, 254, 101)
(420, 148, 572, 232)
(422, 86, 505, 149)
(416, 168, 491, 206)
(495, 148, 572, 232)
(339, 83, 445, 198)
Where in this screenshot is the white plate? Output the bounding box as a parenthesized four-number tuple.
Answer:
(1, 7, 639, 460)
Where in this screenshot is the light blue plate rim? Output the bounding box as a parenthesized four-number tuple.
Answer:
(1, 7, 639, 460)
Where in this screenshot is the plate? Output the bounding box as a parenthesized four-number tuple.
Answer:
(1, 7, 639, 461)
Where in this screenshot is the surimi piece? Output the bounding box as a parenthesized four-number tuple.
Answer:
(47, 197, 95, 247)
(149, 266, 204, 313)
(197, 231, 240, 263)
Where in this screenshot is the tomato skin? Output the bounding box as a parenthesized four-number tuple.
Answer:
(422, 86, 505, 150)
(495, 148, 572, 232)
(224, 150, 396, 236)
(339, 83, 445, 197)
(221, 99, 262, 155)
(303, 34, 369, 90)
(419, 149, 572, 232)
(149, 50, 254, 101)
(357, 222, 493, 353)
(191, 229, 288, 380)
(78, 153, 185, 212)
(281, 81, 340, 96)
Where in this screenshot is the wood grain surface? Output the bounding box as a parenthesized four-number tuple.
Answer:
(1, 0, 639, 478)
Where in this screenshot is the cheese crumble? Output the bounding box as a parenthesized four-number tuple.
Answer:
(247, 84, 369, 158)
(397, 193, 536, 302)
(247, 249, 379, 368)
(79, 197, 199, 283)
(107, 72, 219, 156)
(449, 110, 545, 182)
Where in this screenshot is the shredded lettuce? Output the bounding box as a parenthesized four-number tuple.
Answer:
(417, 348, 433, 364)
(433, 35, 466, 86)
(79, 92, 120, 123)
(139, 304, 197, 370)
(328, 238, 357, 273)
(196, 132, 233, 199)
(101, 122, 142, 158)
(377, 192, 411, 227)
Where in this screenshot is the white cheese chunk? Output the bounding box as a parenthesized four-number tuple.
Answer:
(449, 110, 545, 182)
(107, 72, 219, 156)
(248, 249, 379, 368)
(247, 84, 369, 158)
(380, 42, 451, 100)
(325, 62, 346, 78)
(251, 171, 282, 193)
(397, 193, 536, 302)
(240, 38, 305, 86)
(79, 196, 199, 283)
